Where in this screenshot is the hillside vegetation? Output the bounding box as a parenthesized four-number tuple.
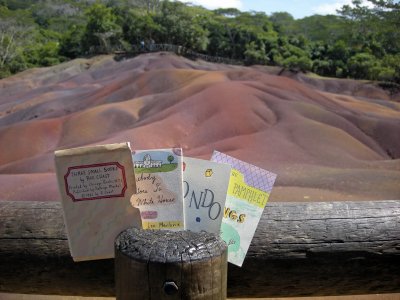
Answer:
(0, 0, 399, 84)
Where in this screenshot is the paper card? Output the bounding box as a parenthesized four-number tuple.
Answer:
(183, 157, 231, 234)
(131, 148, 184, 230)
(211, 151, 277, 267)
(54, 143, 141, 262)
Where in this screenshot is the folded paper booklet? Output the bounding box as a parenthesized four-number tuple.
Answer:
(54, 143, 141, 261)
(211, 151, 277, 267)
(183, 157, 231, 234)
(131, 148, 184, 230)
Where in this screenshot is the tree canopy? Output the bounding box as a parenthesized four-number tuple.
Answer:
(0, 0, 399, 84)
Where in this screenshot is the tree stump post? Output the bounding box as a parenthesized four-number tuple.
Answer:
(115, 228, 228, 300)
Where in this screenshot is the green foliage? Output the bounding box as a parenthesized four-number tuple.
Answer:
(153, 1, 211, 51)
(110, 0, 161, 13)
(40, 42, 62, 66)
(381, 54, 400, 82)
(118, 9, 161, 45)
(2, 0, 37, 10)
(206, 10, 277, 60)
(244, 41, 268, 65)
(294, 15, 349, 43)
(31, 1, 82, 29)
(60, 25, 86, 58)
(205, 17, 231, 57)
(0, 0, 399, 84)
(0, 68, 11, 78)
(135, 163, 178, 174)
(310, 40, 351, 78)
(339, 0, 399, 55)
(269, 12, 295, 35)
(83, 3, 122, 54)
(213, 8, 242, 17)
(328, 40, 350, 61)
(283, 55, 313, 72)
(0, 6, 35, 76)
(347, 52, 378, 79)
(375, 66, 395, 82)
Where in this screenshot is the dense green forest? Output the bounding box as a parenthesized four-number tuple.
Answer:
(0, 0, 399, 84)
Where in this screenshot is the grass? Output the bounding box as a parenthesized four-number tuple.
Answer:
(135, 163, 178, 173)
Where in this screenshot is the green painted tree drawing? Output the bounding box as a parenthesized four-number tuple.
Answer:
(167, 155, 174, 164)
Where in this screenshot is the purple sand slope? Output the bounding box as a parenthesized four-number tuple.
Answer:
(0, 52, 399, 202)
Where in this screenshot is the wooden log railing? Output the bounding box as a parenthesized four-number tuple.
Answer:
(0, 200, 399, 297)
(121, 43, 244, 65)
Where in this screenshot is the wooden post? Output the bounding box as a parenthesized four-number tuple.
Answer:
(115, 228, 227, 300)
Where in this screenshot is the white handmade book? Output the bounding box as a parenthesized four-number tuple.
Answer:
(183, 157, 231, 234)
(131, 148, 184, 230)
(54, 143, 141, 261)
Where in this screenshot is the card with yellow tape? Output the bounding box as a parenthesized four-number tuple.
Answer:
(183, 157, 231, 234)
(211, 151, 277, 266)
(131, 148, 184, 230)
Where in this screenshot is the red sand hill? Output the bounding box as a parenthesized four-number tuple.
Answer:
(0, 52, 399, 202)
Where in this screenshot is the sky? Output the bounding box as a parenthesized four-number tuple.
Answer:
(179, 0, 372, 19)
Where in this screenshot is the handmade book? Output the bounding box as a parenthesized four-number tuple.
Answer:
(131, 148, 184, 230)
(211, 151, 277, 267)
(183, 157, 231, 234)
(54, 142, 141, 261)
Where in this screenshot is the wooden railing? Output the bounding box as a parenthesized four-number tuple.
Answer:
(0, 200, 399, 297)
(116, 43, 244, 65)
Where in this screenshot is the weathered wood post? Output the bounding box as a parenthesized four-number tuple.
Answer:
(115, 228, 228, 300)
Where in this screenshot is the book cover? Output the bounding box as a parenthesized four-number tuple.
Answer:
(54, 142, 141, 261)
(211, 151, 277, 267)
(183, 157, 231, 234)
(131, 148, 184, 230)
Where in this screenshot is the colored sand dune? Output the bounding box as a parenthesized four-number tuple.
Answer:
(0, 52, 399, 202)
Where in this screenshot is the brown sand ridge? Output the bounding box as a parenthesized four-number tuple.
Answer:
(0, 52, 399, 202)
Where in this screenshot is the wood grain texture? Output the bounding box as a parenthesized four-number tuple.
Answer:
(0, 200, 399, 297)
(115, 228, 227, 299)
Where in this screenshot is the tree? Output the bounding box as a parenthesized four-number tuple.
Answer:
(109, 0, 161, 13)
(338, 0, 400, 54)
(60, 24, 85, 58)
(282, 55, 313, 72)
(244, 41, 268, 65)
(367, 0, 400, 54)
(380, 54, 400, 82)
(0, 19, 23, 70)
(83, 3, 122, 54)
(153, 1, 210, 51)
(134, 0, 161, 13)
(118, 8, 162, 46)
(269, 12, 295, 35)
(207, 10, 278, 60)
(30, 1, 82, 30)
(213, 8, 241, 17)
(335, 0, 400, 82)
(294, 15, 349, 43)
(167, 155, 174, 164)
(0, 7, 34, 77)
(347, 52, 378, 79)
(312, 40, 351, 77)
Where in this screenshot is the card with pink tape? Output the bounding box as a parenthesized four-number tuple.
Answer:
(54, 143, 141, 261)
